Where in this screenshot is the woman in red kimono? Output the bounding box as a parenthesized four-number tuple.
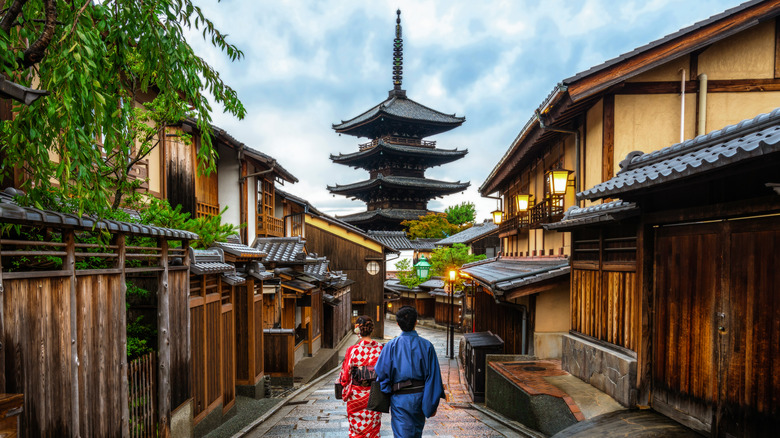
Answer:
(339, 315, 383, 437)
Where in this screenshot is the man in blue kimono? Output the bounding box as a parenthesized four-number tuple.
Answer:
(375, 306, 444, 437)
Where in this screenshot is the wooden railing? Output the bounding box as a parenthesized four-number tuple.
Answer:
(498, 213, 529, 236)
(257, 214, 284, 237)
(359, 136, 436, 151)
(129, 352, 157, 438)
(196, 201, 220, 218)
(529, 196, 564, 227)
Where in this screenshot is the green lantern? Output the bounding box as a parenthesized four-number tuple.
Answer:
(414, 256, 431, 279)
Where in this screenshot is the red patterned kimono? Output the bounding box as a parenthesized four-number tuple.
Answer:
(339, 339, 383, 437)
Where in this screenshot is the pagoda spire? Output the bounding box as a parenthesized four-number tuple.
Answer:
(392, 9, 404, 92)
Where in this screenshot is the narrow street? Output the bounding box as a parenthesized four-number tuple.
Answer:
(243, 321, 521, 437)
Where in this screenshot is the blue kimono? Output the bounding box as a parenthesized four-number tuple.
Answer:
(375, 330, 444, 438)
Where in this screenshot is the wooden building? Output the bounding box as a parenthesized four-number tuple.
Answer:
(304, 256, 355, 349)
(478, 0, 780, 399)
(549, 108, 780, 436)
(276, 189, 396, 338)
(328, 10, 469, 231)
(436, 220, 500, 257)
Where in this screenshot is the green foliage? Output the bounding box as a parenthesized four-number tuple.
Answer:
(0, 0, 245, 217)
(127, 315, 156, 360)
(138, 198, 242, 249)
(445, 202, 477, 226)
(402, 212, 461, 239)
(394, 258, 428, 289)
(430, 243, 486, 288)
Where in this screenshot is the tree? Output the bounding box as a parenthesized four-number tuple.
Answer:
(401, 212, 460, 239)
(394, 258, 427, 289)
(430, 243, 486, 288)
(0, 0, 245, 216)
(445, 202, 476, 226)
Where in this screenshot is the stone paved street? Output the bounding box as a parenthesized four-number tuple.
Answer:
(243, 321, 520, 437)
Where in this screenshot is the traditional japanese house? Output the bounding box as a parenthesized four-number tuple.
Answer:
(162, 121, 297, 244)
(383, 277, 438, 320)
(213, 239, 269, 399)
(304, 256, 355, 349)
(276, 189, 396, 338)
(188, 247, 246, 428)
(478, 0, 780, 363)
(436, 220, 500, 257)
(328, 10, 469, 231)
(548, 108, 780, 436)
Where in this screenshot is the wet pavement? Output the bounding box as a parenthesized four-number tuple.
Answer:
(242, 322, 521, 437)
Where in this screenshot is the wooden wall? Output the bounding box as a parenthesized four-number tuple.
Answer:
(473, 287, 529, 355)
(322, 288, 352, 349)
(263, 331, 294, 376)
(165, 128, 196, 216)
(399, 296, 435, 318)
(434, 300, 462, 326)
(235, 280, 264, 386)
(304, 225, 386, 338)
(168, 269, 191, 411)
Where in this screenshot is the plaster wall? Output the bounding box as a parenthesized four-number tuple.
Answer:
(705, 91, 780, 133)
(535, 284, 570, 333)
(626, 55, 690, 82)
(387, 249, 413, 275)
(584, 99, 603, 208)
(217, 143, 241, 232)
(148, 141, 161, 194)
(614, 94, 697, 164)
(247, 176, 257, 242)
(697, 20, 775, 80)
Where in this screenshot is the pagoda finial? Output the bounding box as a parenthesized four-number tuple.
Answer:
(392, 9, 403, 91)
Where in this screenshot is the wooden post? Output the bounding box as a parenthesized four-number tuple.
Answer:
(116, 234, 129, 437)
(65, 230, 80, 436)
(183, 240, 191, 400)
(0, 239, 5, 394)
(158, 239, 171, 437)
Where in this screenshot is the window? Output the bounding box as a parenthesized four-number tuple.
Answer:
(366, 261, 380, 275)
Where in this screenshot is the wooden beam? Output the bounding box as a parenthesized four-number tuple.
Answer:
(602, 94, 615, 183)
(116, 234, 130, 437)
(617, 78, 780, 94)
(504, 281, 560, 301)
(775, 17, 780, 78)
(0, 239, 5, 393)
(158, 239, 171, 438)
(568, 0, 780, 101)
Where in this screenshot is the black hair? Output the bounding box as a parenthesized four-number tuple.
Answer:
(396, 306, 417, 332)
(355, 315, 374, 337)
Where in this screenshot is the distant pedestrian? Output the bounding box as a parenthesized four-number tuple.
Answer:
(375, 306, 444, 438)
(339, 315, 383, 437)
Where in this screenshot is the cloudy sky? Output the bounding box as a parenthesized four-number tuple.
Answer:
(186, 0, 738, 221)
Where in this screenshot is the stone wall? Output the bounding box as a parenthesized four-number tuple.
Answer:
(561, 334, 637, 407)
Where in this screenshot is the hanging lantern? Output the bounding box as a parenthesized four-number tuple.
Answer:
(547, 168, 573, 195)
(515, 194, 531, 212)
(491, 209, 504, 225)
(413, 256, 431, 279)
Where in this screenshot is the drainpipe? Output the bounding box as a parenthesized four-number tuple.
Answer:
(679, 68, 686, 142)
(697, 74, 708, 137)
(535, 111, 582, 207)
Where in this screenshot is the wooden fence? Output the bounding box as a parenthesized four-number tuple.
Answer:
(129, 352, 157, 438)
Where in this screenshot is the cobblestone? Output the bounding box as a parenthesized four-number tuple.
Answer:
(244, 321, 520, 437)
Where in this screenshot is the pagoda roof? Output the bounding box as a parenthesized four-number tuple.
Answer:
(333, 91, 465, 139)
(337, 208, 429, 224)
(327, 175, 469, 199)
(330, 140, 467, 169)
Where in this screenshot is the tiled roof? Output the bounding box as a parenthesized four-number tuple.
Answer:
(189, 248, 235, 276)
(208, 123, 298, 183)
(429, 288, 463, 298)
(333, 94, 465, 135)
(251, 236, 307, 263)
(411, 238, 439, 251)
(337, 208, 429, 223)
(328, 175, 470, 196)
(221, 273, 246, 286)
(544, 201, 639, 231)
(418, 278, 445, 289)
(384, 279, 423, 294)
(304, 257, 330, 278)
(215, 242, 266, 259)
(367, 230, 413, 250)
(282, 278, 316, 292)
(330, 140, 467, 166)
(0, 188, 198, 240)
(436, 221, 498, 245)
(579, 108, 780, 200)
(461, 257, 570, 296)
(246, 261, 274, 281)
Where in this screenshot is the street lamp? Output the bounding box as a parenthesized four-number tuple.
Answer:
(414, 256, 431, 279)
(448, 269, 458, 359)
(491, 209, 503, 225)
(546, 168, 573, 195)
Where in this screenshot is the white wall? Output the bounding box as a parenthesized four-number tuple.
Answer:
(217, 143, 241, 234)
(386, 249, 414, 277)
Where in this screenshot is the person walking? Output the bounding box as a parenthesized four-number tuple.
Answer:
(338, 315, 383, 437)
(375, 306, 444, 438)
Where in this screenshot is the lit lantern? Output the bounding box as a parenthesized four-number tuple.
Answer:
(547, 168, 573, 195)
(491, 209, 504, 225)
(449, 269, 457, 282)
(515, 194, 531, 212)
(414, 256, 431, 279)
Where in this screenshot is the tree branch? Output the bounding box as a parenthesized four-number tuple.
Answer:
(0, 0, 27, 34)
(22, 0, 57, 68)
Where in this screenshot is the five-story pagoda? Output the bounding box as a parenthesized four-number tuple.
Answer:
(328, 10, 469, 231)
